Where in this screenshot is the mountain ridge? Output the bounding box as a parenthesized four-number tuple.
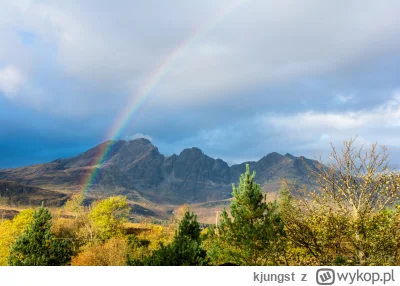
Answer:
(0, 138, 318, 204)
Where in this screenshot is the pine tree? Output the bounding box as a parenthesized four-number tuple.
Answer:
(216, 164, 286, 265)
(8, 204, 72, 266)
(176, 209, 202, 241)
(128, 210, 209, 266)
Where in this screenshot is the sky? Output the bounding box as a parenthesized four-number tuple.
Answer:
(1, 0, 400, 168)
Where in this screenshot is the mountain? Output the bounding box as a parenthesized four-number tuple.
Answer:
(230, 152, 318, 192)
(0, 138, 318, 205)
(0, 180, 69, 207)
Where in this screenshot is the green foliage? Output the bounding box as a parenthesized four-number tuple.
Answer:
(211, 164, 286, 265)
(176, 210, 202, 241)
(8, 205, 72, 266)
(128, 210, 209, 266)
(0, 209, 34, 265)
(88, 196, 131, 241)
(127, 234, 150, 249)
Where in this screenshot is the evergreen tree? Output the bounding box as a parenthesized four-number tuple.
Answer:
(215, 164, 286, 265)
(176, 210, 202, 241)
(8, 204, 72, 266)
(128, 210, 209, 266)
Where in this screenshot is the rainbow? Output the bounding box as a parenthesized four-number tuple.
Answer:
(80, 0, 248, 195)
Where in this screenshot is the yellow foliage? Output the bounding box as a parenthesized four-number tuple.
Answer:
(0, 209, 34, 265)
(64, 194, 85, 215)
(71, 237, 129, 266)
(88, 196, 130, 240)
(135, 224, 174, 251)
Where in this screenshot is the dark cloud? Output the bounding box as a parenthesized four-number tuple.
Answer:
(1, 0, 400, 167)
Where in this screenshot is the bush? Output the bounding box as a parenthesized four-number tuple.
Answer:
(8, 205, 72, 266)
(71, 237, 129, 266)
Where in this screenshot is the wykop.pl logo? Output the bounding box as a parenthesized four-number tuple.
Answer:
(316, 268, 395, 285)
(316, 269, 335, 285)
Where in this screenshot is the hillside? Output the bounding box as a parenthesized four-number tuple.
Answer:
(0, 138, 319, 208)
(0, 180, 69, 207)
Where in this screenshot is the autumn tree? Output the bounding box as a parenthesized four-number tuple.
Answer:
(281, 138, 400, 265)
(64, 194, 85, 217)
(88, 196, 131, 241)
(0, 209, 34, 265)
(213, 164, 286, 266)
(8, 205, 72, 266)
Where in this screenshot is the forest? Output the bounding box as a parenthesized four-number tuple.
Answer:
(1, 139, 400, 266)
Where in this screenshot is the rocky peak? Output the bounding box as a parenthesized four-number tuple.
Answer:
(113, 139, 156, 161)
(108, 139, 163, 173)
(284, 153, 296, 159)
(178, 147, 203, 158)
(128, 138, 152, 145)
(173, 147, 229, 182)
(260, 152, 284, 162)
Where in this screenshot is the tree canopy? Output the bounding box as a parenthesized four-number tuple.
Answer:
(8, 205, 72, 266)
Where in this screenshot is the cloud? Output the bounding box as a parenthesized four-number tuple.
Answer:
(156, 91, 400, 164)
(0, 0, 399, 116)
(1, 1, 400, 168)
(268, 92, 400, 133)
(0, 65, 24, 97)
(128, 133, 153, 142)
(269, 112, 363, 131)
(265, 91, 400, 154)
